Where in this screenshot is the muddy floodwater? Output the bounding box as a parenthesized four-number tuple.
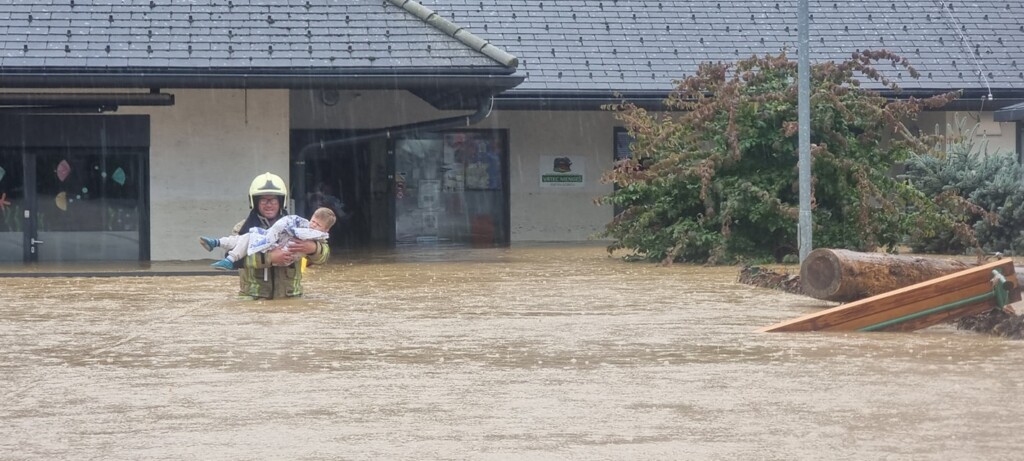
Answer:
(2, 244, 1023, 460)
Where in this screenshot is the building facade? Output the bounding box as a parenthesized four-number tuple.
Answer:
(0, 1, 1021, 262)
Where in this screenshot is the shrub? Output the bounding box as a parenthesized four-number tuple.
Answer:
(599, 51, 964, 264)
(902, 120, 1024, 255)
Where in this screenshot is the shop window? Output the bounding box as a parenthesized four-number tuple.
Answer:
(0, 115, 149, 262)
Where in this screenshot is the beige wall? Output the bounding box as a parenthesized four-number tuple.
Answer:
(291, 89, 443, 129)
(916, 111, 1017, 155)
(125, 89, 290, 261)
(947, 111, 1018, 155)
(476, 110, 618, 242)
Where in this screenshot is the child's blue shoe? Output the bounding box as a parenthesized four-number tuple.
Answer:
(199, 236, 218, 252)
(210, 258, 235, 271)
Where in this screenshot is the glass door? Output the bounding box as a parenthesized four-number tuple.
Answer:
(394, 130, 508, 246)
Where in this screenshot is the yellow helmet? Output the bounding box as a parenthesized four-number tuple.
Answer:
(248, 172, 288, 208)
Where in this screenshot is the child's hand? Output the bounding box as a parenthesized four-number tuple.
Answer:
(285, 238, 317, 255)
(268, 247, 296, 266)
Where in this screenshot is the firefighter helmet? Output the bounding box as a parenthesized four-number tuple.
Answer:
(248, 172, 288, 209)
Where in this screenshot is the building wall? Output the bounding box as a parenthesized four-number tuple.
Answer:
(125, 89, 290, 261)
(945, 111, 1018, 155)
(6, 89, 1018, 262)
(291, 89, 443, 129)
(916, 111, 1017, 155)
(475, 110, 618, 242)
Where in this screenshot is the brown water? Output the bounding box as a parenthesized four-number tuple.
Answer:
(2, 244, 1022, 460)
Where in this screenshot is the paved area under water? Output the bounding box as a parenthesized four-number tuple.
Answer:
(2, 244, 1022, 460)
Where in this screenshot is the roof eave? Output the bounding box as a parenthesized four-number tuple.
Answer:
(0, 68, 524, 93)
(492, 88, 1024, 112)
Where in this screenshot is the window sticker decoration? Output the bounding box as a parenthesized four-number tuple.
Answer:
(112, 167, 126, 186)
(55, 191, 67, 211)
(56, 160, 71, 182)
(0, 165, 5, 183)
(0, 192, 10, 211)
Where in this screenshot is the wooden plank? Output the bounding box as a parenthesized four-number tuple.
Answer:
(822, 283, 993, 331)
(759, 258, 1020, 333)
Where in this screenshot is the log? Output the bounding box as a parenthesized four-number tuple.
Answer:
(800, 248, 975, 302)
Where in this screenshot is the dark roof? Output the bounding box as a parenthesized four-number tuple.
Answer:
(0, 0, 520, 94)
(3, 0, 1023, 110)
(425, 0, 1024, 103)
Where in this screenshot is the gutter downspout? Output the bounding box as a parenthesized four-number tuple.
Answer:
(294, 95, 494, 215)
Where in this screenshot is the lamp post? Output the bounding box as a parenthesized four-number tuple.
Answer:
(797, 0, 812, 262)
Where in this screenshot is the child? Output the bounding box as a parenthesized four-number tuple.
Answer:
(200, 207, 336, 270)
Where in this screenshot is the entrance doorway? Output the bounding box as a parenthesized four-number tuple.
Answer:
(0, 115, 150, 262)
(290, 131, 392, 250)
(291, 129, 509, 250)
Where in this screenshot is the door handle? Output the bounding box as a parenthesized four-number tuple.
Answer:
(30, 238, 44, 245)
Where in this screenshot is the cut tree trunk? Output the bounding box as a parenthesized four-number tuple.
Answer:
(800, 248, 976, 302)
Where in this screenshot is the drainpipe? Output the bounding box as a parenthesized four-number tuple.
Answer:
(294, 95, 494, 215)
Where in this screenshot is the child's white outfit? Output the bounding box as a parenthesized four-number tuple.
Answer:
(217, 215, 329, 263)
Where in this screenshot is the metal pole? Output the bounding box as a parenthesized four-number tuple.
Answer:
(797, 0, 812, 263)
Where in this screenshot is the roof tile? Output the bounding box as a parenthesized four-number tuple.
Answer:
(0, 0, 511, 72)
(440, 0, 1023, 93)
(2, 0, 1021, 95)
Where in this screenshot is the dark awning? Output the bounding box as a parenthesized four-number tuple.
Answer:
(994, 102, 1024, 122)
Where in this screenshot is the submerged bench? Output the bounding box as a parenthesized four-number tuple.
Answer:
(760, 258, 1020, 333)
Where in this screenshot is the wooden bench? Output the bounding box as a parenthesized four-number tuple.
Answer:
(760, 258, 1020, 333)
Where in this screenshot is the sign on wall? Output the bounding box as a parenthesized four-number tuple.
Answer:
(540, 155, 585, 188)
